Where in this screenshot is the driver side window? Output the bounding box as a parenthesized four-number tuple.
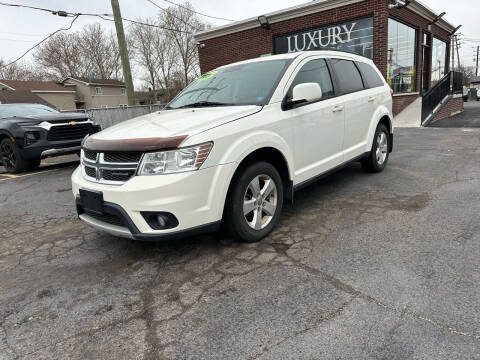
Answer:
(287, 59, 335, 99)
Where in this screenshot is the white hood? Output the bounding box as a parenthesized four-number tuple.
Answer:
(91, 106, 262, 140)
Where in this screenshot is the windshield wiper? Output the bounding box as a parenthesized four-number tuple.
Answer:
(175, 101, 236, 109)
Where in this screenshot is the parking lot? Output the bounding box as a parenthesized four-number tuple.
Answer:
(1, 115, 480, 358)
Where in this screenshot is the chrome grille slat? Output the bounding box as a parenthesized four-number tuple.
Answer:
(81, 150, 141, 185)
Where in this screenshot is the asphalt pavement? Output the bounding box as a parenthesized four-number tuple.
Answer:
(430, 100, 480, 128)
(1, 125, 479, 359)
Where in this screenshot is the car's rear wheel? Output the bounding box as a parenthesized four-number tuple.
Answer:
(362, 123, 390, 173)
(224, 161, 284, 243)
(0, 138, 39, 174)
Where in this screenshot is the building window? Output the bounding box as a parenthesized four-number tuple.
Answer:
(95, 87, 102, 95)
(121, 88, 126, 95)
(387, 19, 417, 93)
(431, 38, 447, 87)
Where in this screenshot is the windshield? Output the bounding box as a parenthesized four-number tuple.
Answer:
(0, 104, 58, 119)
(167, 59, 291, 109)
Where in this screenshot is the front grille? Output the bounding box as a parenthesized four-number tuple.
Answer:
(102, 169, 136, 182)
(84, 165, 96, 178)
(83, 150, 97, 161)
(84, 210, 125, 227)
(47, 123, 95, 141)
(104, 152, 142, 163)
(81, 150, 141, 185)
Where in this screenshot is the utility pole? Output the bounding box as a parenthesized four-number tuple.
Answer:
(476, 45, 479, 77)
(110, 0, 135, 106)
(455, 35, 461, 70)
(452, 38, 455, 71)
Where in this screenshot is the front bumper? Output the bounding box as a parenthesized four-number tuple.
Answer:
(71, 162, 237, 240)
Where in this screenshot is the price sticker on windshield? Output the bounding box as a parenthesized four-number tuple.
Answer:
(199, 70, 217, 80)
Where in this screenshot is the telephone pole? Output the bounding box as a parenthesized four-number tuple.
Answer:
(476, 45, 479, 77)
(455, 35, 461, 70)
(110, 0, 135, 106)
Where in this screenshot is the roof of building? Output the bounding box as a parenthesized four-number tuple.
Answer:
(0, 90, 55, 107)
(63, 77, 125, 87)
(0, 80, 74, 92)
(194, 0, 456, 41)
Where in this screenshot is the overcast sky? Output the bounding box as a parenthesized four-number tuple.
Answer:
(1, 0, 479, 71)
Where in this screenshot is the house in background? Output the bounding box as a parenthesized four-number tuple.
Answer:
(0, 80, 76, 110)
(0, 90, 55, 107)
(135, 89, 165, 105)
(62, 77, 128, 109)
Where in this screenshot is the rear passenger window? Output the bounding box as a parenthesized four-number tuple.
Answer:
(356, 62, 384, 88)
(330, 59, 364, 94)
(288, 59, 334, 99)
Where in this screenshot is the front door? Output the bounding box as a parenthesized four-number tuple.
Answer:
(285, 57, 345, 184)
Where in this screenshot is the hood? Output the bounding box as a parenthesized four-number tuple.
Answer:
(2, 112, 89, 124)
(91, 105, 261, 141)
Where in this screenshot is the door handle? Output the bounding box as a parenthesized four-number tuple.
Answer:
(332, 105, 344, 113)
(368, 96, 375, 103)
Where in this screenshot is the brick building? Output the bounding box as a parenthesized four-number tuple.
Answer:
(194, 0, 457, 116)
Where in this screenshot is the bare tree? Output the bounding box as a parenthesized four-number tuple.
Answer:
(161, 3, 206, 88)
(129, 19, 161, 94)
(79, 23, 122, 79)
(33, 23, 122, 80)
(0, 59, 52, 81)
(34, 32, 86, 79)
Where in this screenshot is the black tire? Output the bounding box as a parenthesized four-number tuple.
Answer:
(362, 123, 390, 173)
(224, 161, 284, 243)
(0, 138, 39, 174)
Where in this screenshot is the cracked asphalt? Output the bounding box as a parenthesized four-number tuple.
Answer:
(1, 125, 480, 359)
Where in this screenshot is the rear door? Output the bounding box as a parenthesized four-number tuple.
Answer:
(284, 57, 345, 184)
(329, 58, 371, 161)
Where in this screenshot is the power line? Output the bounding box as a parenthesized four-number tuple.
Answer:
(0, 15, 79, 69)
(145, 0, 202, 31)
(161, 0, 235, 22)
(0, 1, 193, 33)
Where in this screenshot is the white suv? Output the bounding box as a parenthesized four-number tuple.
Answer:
(72, 50, 393, 243)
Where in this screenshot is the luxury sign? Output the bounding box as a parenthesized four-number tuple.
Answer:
(274, 17, 374, 59)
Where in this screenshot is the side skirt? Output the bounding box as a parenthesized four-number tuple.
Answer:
(292, 152, 370, 197)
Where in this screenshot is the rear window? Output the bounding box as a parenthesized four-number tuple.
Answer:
(330, 59, 364, 94)
(356, 62, 385, 88)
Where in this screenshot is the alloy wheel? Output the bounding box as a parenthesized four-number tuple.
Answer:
(0, 142, 16, 171)
(375, 132, 388, 166)
(243, 174, 277, 230)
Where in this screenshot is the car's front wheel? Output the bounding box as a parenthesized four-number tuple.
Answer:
(0, 138, 40, 173)
(224, 161, 284, 243)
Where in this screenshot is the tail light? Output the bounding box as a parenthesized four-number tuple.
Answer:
(390, 88, 394, 96)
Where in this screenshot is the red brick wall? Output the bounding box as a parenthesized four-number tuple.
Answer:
(432, 96, 464, 122)
(198, 0, 450, 80)
(392, 94, 419, 116)
(198, 0, 389, 74)
(197, 0, 453, 116)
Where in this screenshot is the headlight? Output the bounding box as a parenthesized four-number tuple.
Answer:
(138, 142, 213, 175)
(24, 131, 40, 146)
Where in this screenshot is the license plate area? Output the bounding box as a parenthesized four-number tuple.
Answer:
(79, 189, 104, 214)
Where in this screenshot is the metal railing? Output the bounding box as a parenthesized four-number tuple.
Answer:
(421, 71, 463, 124)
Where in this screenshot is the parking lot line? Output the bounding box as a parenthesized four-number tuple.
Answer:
(0, 168, 61, 182)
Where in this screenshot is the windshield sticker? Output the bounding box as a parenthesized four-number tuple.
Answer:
(199, 70, 217, 80)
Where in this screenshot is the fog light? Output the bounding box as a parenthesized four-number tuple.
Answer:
(24, 131, 39, 146)
(142, 212, 179, 230)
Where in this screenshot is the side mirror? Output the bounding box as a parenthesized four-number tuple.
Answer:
(282, 83, 323, 110)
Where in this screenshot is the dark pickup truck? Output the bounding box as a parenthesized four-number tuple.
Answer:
(0, 103, 100, 173)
